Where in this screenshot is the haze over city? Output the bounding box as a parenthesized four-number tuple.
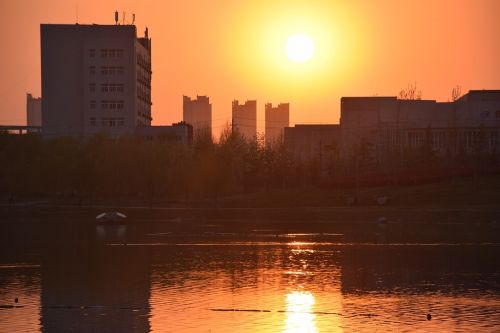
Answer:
(1, 0, 499, 135)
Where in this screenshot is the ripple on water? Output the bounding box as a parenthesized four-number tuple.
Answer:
(1, 243, 500, 332)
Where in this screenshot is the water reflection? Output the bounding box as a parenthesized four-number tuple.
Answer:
(283, 291, 317, 333)
(1, 217, 500, 332)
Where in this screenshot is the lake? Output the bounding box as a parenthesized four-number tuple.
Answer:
(1, 209, 499, 332)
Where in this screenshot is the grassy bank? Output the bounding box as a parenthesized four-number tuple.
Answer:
(215, 174, 500, 208)
(1, 175, 499, 244)
(3, 173, 500, 210)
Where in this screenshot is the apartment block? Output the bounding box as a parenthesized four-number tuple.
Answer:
(232, 100, 257, 141)
(41, 24, 152, 137)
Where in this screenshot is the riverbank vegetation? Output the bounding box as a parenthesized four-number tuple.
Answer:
(1, 130, 498, 207)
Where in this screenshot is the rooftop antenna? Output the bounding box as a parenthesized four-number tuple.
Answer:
(122, 11, 126, 25)
(114, 10, 118, 25)
(132, 13, 135, 25)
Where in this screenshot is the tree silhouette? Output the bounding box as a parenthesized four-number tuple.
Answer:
(399, 82, 422, 100)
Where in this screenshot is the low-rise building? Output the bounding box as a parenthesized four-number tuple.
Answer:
(340, 90, 500, 159)
(284, 124, 340, 162)
(135, 122, 192, 144)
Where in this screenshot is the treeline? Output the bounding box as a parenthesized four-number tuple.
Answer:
(0, 129, 498, 205)
(0, 129, 298, 205)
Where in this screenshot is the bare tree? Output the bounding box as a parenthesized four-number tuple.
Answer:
(399, 82, 422, 100)
(451, 85, 462, 101)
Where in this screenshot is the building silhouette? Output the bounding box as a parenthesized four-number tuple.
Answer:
(183, 95, 212, 140)
(41, 24, 152, 138)
(340, 90, 500, 160)
(265, 102, 289, 145)
(284, 124, 340, 163)
(283, 90, 500, 168)
(136, 121, 193, 144)
(232, 100, 257, 141)
(26, 93, 42, 128)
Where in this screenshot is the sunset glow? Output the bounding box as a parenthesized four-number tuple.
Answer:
(1, 1, 500, 333)
(0, 1, 498, 133)
(285, 34, 315, 63)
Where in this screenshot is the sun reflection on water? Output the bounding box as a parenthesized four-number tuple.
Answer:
(283, 291, 318, 333)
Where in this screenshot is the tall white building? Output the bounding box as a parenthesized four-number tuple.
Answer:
(41, 24, 152, 137)
(183, 95, 212, 140)
(232, 100, 257, 141)
(265, 102, 289, 145)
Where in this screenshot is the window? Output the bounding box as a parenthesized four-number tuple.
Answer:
(90, 100, 96, 109)
(89, 49, 95, 58)
(117, 49, 124, 58)
(109, 49, 116, 58)
(99, 117, 123, 127)
(90, 118, 96, 126)
(100, 84, 124, 93)
(89, 66, 95, 75)
(100, 49, 108, 58)
(89, 83, 95, 93)
(101, 100, 124, 110)
(100, 66, 124, 76)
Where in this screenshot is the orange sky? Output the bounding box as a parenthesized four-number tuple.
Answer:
(0, 0, 499, 136)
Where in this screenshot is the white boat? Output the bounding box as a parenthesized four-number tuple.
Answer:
(96, 211, 127, 225)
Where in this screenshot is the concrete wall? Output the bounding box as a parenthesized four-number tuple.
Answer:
(455, 90, 500, 127)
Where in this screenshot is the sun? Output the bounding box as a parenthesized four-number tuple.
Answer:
(285, 34, 315, 63)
